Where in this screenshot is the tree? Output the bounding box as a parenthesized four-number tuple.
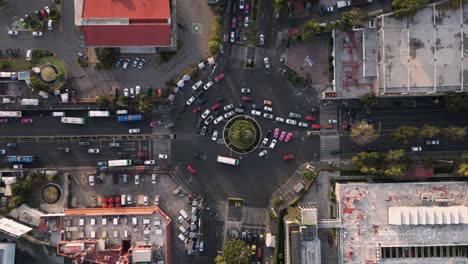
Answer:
(301, 169, 319, 181)
(391, 0, 425, 18)
(457, 163, 468, 177)
(49, 9, 61, 21)
(271, 197, 283, 208)
(443, 92, 468, 112)
(352, 151, 382, 168)
(360, 92, 377, 109)
(118, 95, 131, 106)
(95, 95, 110, 107)
(0, 0, 5, 7)
(384, 166, 404, 177)
(284, 207, 301, 222)
(209, 40, 221, 55)
(337, 8, 367, 30)
(301, 20, 321, 41)
(0, 62, 9, 70)
(392, 126, 419, 144)
(350, 121, 379, 145)
(443, 126, 466, 141)
(137, 94, 153, 113)
(386, 149, 405, 163)
(419, 125, 441, 139)
(215, 240, 250, 264)
(95, 48, 116, 69)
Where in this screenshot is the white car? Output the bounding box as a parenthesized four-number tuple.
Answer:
(0, 150, 6, 155)
(26, 49, 32, 61)
(275, 117, 285, 123)
(135, 85, 141, 95)
(158, 154, 168, 159)
(7, 30, 18, 36)
(328, 119, 337, 124)
(263, 113, 274, 119)
(44, 6, 51, 14)
(264, 57, 270, 69)
(411, 146, 422, 152)
(241, 88, 251, 93)
(261, 138, 269, 146)
(201, 109, 211, 119)
(230, 31, 235, 43)
(192, 80, 203, 91)
(144, 160, 156, 165)
(224, 111, 235, 119)
(212, 130, 218, 141)
(251, 110, 261, 116)
(129, 128, 140, 134)
(258, 150, 268, 157)
(134, 175, 140, 184)
(298, 122, 308, 128)
(269, 139, 277, 149)
(213, 115, 224, 124)
(32, 31, 43, 36)
(239, 0, 245, 9)
(224, 104, 234, 111)
(204, 115, 214, 125)
(259, 34, 265, 45)
(286, 119, 297, 125)
(264, 106, 273, 112)
(144, 196, 149, 206)
(88, 148, 100, 154)
(186, 96, 196, 106)
(127, 195, 132, 204)
(244, 16, 249, 27)
(203, 81, 213, 90)
(47, 19, 53, 30)
(151, 174, 157, 184)
(124, 88, 129, 97)
(155, 195, 160, 205)
(13, 164, 23, 169)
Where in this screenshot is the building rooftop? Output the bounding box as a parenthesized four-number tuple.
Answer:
(0, 217, 33, 238)
(0, 243, 15, 264)
(336, 182, 468, 264)
(82, 0, 170, 20)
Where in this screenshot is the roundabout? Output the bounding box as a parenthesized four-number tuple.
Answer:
(40, 183, 62, 204)
(223, 115, 261, 154)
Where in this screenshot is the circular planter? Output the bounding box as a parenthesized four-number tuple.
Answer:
(38, 64, 59, 84)
(40, 183, 62, 204)
(223, 115, 261, 154)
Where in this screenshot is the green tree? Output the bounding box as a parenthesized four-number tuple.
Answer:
(95, 95, 110, 107)
(457, 163, 468, 177)
(350, 121, 379, 145)
(137, 94, 153, 113)
(49, 9, 61, 21)
(391, 0, 425, 18)
(95, 48, 116, 69)
(443, 126, 466, 141)
(352, 151, 382, 168)
(209, 40, 221, 55)
(301, 20, 321, 41)
(284, 207, 302, 222)
(360, 92, 377, 109)
(118, 95, 131, 106)
(215, 240, 250, 264)
(443, 92, 468, 112)
(0, 0, 6, 7)
(386, 149, 405, 163)
(301, 169, 319, 181)
(392, 125, 419, 144)
(271, 197, 283, 208)
(384, 166, 404, 177)
(419, 125, 441, 139)
(337, 8, 367, 30)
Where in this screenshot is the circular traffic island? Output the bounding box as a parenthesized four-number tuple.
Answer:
(224, 115, 261, 154)
(38, 64, 59, 84)
(40, 183, 62, 204)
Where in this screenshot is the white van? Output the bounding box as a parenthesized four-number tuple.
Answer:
(88, 175, 95, 186)
(121, 194, 126, 206)
(179, 209, 189, 220)
(179, 225, 188, 234)
(336, 0, 351, 8)
(178, 234, 187, 243)
(52, 112, 65, 117)
(132, 217, 137, 226)
(116, 110, 128, 115)
(48, 20, 53, 30)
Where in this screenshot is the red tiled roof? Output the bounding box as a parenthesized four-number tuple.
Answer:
(82, 0, 170, 20)
(82, 24, 171, 47)
(65, 206, 160, 216)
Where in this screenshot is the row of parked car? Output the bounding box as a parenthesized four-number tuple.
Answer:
(115, 57, 146, 70)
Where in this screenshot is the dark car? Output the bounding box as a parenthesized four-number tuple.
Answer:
(327, 234, 333, 245)
(207, 125, 214, 134)
(193, 152, 207, 160)
(216, 97, 227, 102)
(24, 14, 32, 22)
(35, 10, 43, 21)
(266, 129, 272, 138)
(196, 97, 207, 106)
(251, 104, 262, 110)
(115, 57, 123, 68)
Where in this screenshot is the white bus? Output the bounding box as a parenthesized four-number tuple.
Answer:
(217, 156, 240, 166)
(61, 117, 86, 125)
(108, 159, 132, 167)
(0, 111, 21, 117)
(88, 111, 110, 117)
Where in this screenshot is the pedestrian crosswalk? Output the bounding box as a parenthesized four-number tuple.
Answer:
(319, 104, 341, 161)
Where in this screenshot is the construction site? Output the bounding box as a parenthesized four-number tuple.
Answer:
(336, 181, 468, 264)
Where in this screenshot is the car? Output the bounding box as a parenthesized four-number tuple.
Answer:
(411, 146, 422, 152)
(214, 73, 225, 81)
(143, 195, 149, 205)
(135, 86, 141, 95)
(187, 165, 197, 174)
(251, 110, 261, 116)
(97, 161, 107, 166)
(7, 30, 18, 36)
(132, 58, 140, 68)
(286, 119, 297, 125)
(212, 130, 218, 141)
(259, 34, 265, 45)
(129, 128, 140, 134)
(203, 81, 213, 90)
(200, 126, 207, 136)
(230, 31, 235, 43)
(0, 119, 7, 123)
(222, 104, 233, 111)
(109, 142, 120, 147)
(196, 118, 203, 128)
(231, 17, 237, 28)
(137, 58, 146, 69)
(192, 106, 202, 114)
(251, 105, 261, 111)
(150, 121, 161, 127)
(40, 8, 48, 18)
(24, 14, 31, 22)
(274, 128, 280, 138)
(35, 10, 43, 20)
(283, 154, 294, 160)
(241, 88, 251, 93)
(289, 112, 302, 119)
(13, 164, 23, 169)
(311, 124, 321, 130)
(88, 149, 100, 154)
(266, 129, 272, 138)
(144, 160, 156, 165)
(211, 103, 221, 111)
(279, 131, 287, 141)
(270, 115, 284, 123)
(77, 52, 88, 60)
(158, 154, 168, 159)
(127, 195, 132, 204)
(21, 118, 33, 124)
(263, 113, 274, 119)
(239, 0, 245, 9)
(194, 152, 207, 160)
(115, 57, 123, 67)
(341, 123, 350, 130)
(155, 194, 160, 205)
(257, 247, 263, 259)
(130, 87, 135, 98)
(264, 106, 273, 112)
(123, 88, 129, 97)
(323, 124, 333, 129)
(136, 151, 149, 157)
(32, 31, 43, 36)
(328, 119, 337, 124)
(186, 96, 196, 106)
(244, 16, 249, 27)
(261, 137, 269, 146)
(196, 97, 207, 106)
(134, 174, 140, 184)
(320, 5, 334, 14)
(20, 18, 28, 29)
(235, 108, 245, 113)
(285, 132, 293, 143)
(217, 97, 227, 102)
(269, 139, 277, 149)
(263, 100, 272, 106)
(309, 107, 318, 114)
(242, 96, 253, 102)
(123, 59, 130, 69)
(305, 115, 316, 121)
(214, 115, 224, 125)
(258, 150, 268, 157)
(6, 143, 16, 148)
(201, 109, 211, 119)
(204, 115, 214, 125)
(264, 57, 270, 69)
(0, 150, 6, 155)
(224, 111, 235, 119)
(425, 140, 440, 145)
(192, 80, 203, 91)
(298, 122, 308, 128)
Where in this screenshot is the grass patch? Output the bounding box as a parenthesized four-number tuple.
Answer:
(0, 61, 31, 71)
(36, 56, 68, 80)
(273, 209, 286, 264)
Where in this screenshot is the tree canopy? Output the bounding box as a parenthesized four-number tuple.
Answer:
(443, 126, 466, 141)
(457, 163, 468, 177)
(392, 126, 419, 144)
(419, 125, 441, 139)
(215, 240, 250, 264)
(301, 20, 321, 41)
(443, 92, 468, 112)
(391, 0, 425, 18)
(360, 92, 377, 109)
(350, 121, 379, 145)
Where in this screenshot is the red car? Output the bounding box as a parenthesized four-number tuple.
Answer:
(115, 203, 121, 207)
(21, 118, 33, 124)
(40, 8, 48, 18)
(211, 103, 221, 111)
(305, 115, 316, 121)
(273, 128, 280, 138)
(284, 132, 293, 143)
(279, 131, 287, 141)
(150, 121, 161, 127)
(102, 197, 107, 204)
(257, 246, 262, 259)
(311, 124, 321, 130)
(242, 96, 253, 102)
(0, 119, 7, 123)
(283, 154, 294, 160)
(187, 165, 197, 174)
(324, 124, 333, 129)
(136, 151, 149, 157)
(192, 106, 202, 114)
(214, 73, 225, 81)
(102, 202, 108, 208)
(341, 124, 350, 130)
(231, 17, 236, 28)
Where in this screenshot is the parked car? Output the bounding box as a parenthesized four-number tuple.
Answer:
(136, 151, 149, 157)
(411, 146, 422, 152)
(217, 97, 227, 102)
(201, 109, 211, 119)
(24, 14, 31, 22)
(241, 88, 251, 93)
(211, 103, 221, 111)
(264, 106, 273, 112)
(186, 96, 196, 106)
(135, 85, 141, 95)
(261, 137, 269, 146)
(132, 58, 140, 68)
(192, 106, 202, 114)
(200, 126, 207, 136)
(328, 119, 337, 124)
(32, 31, 43, 36)
(144, 160, 156, 165)
(214, 73, 225, 81)
(123, 59, 130, 69)
(150, 121, 161, 127)
(223, 104, 234, 111)
(275, 117, 285, 123)
(137, 58, 146, 69)
(289, 112, 302, 119)
(7, 30, 18, 36)
(258, 150, 268, 157)
(231, 17, 237, 28)
(323, 123, 333, 129)
(187, 165, 198, 174)
(212, 130, 218, 141)
(0, 150, 6, 155)
(35, 10, 43, 20)
(298, 122, 308, 128)
(158, 154, 168, 159)
(251, 110, 261, 116)
(192, 80, 203, 91)
(230, 31, 235, 43)
(425, 140, 440, 145)
(269, 139, 277, 149)
(88, 149, 100, 154)
(40, 8, 48, 18)
(123, 88, 129, 97)
(128, 128, 140, 134)
(242, 96, 253, 102)
(224, 111, 235, 119)
(21, 118, 33, 124)
(286, 119, 297, 125)
(204, 115, 214, 125)
(203, 81, 213, 90)
(214, 115, 224, 124)
(305, 115, 316, 121)
(283, 154, 294, 160)
(244, 16, 249, 27)
(97, 161, 107, 166)
(239, 0, 245, 9)
(115, 57, 123, 68)
(279, 131, 287, 141)
(320, 5, 334, 14)
(274, 128, 280, 138)
(263, 113, 273, 119)
(78, 52, 88, 60)
(285, 132, 293, 143)
(311, 124, 321, 130)
(264, 57, 270, 69)
(196, 97, 207, 106)
(263, 100, 272, 106)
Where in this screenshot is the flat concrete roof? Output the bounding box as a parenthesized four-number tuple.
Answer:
(336, 182, 468, 264)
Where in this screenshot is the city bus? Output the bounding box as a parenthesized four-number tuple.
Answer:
(0, 111, 21, 117)
(61, 117, 86, 125)
(216, 156, 240, 166)
(117, 114, 143, 122)
(88, 111, 110, 117)
(108, 159, 132, 167)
